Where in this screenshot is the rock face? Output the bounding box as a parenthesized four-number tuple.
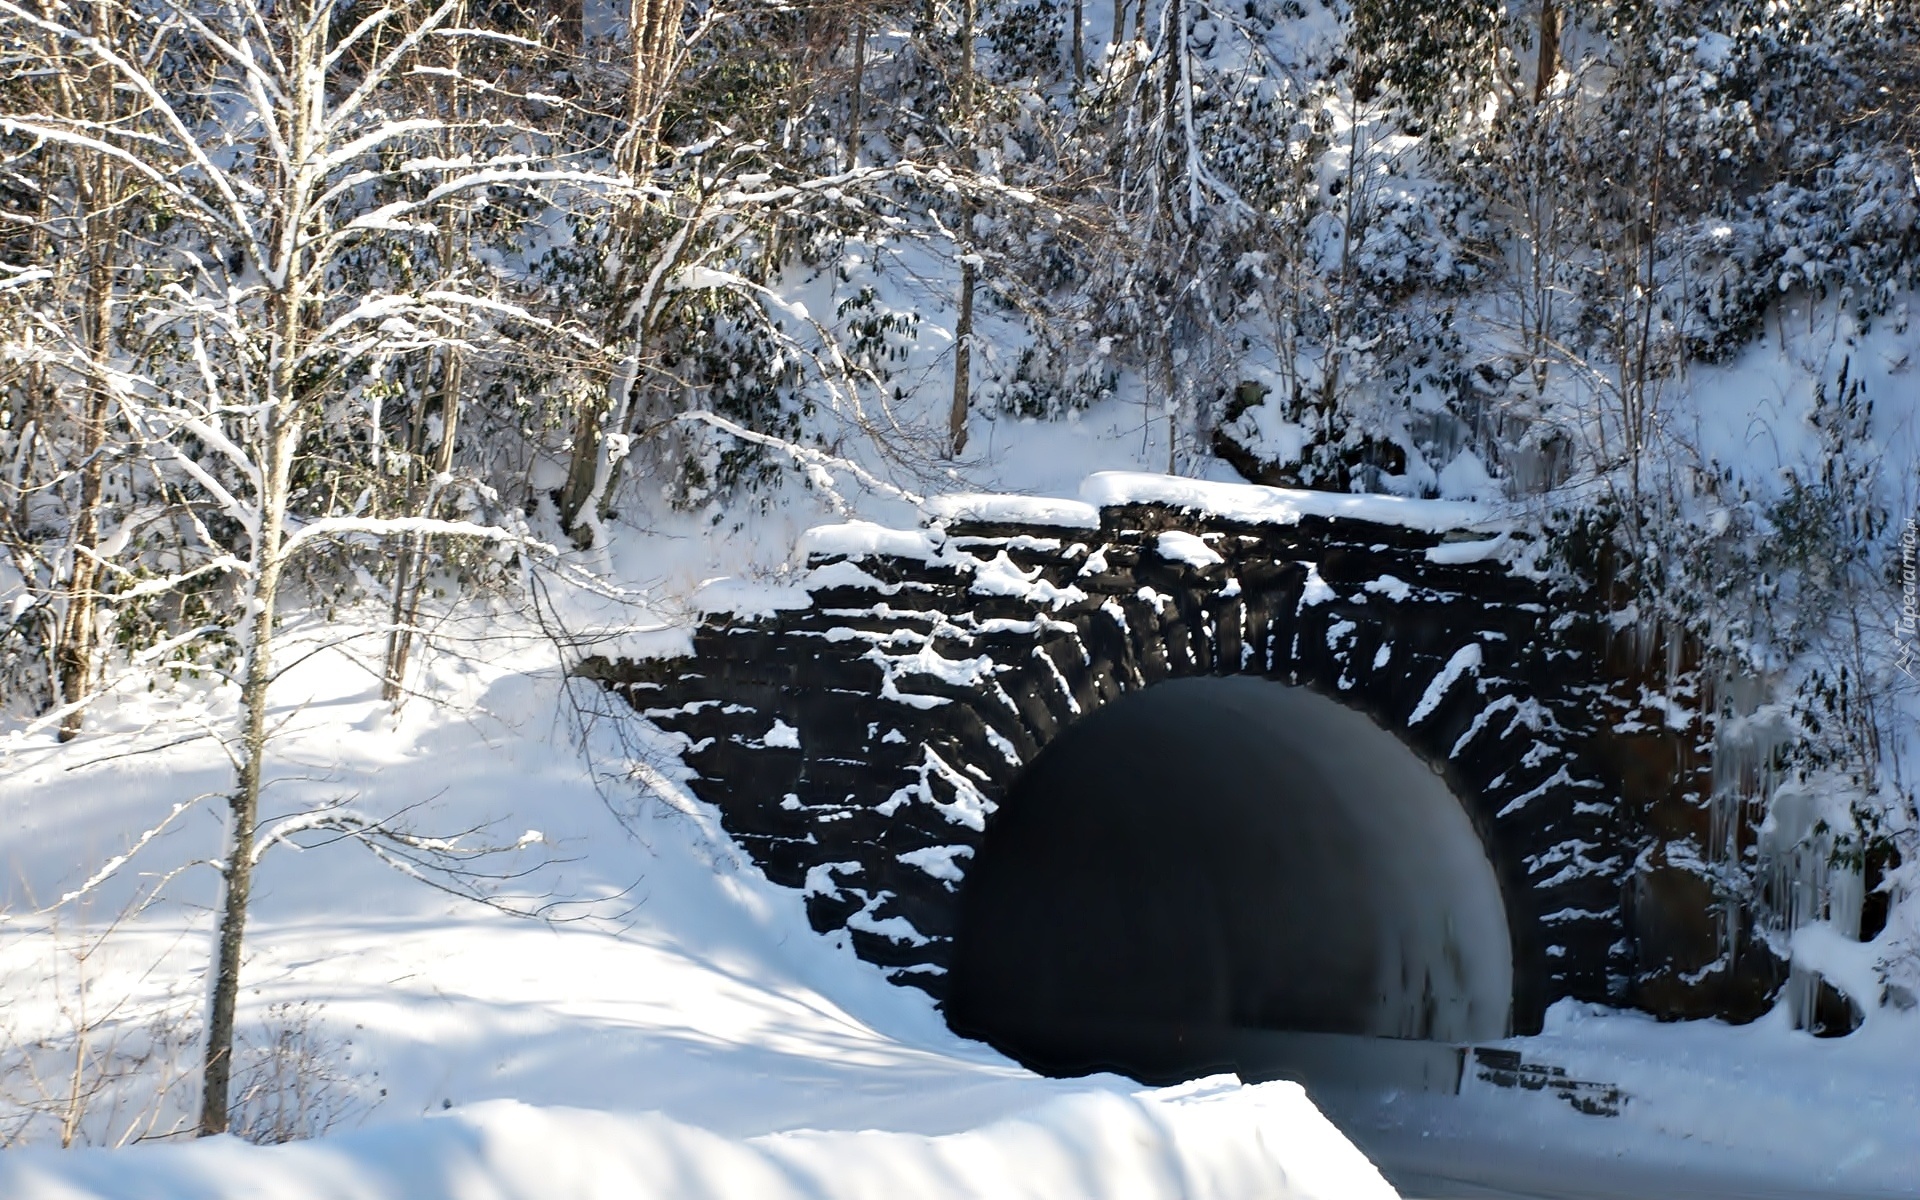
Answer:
(580, 475, 1784, 1034)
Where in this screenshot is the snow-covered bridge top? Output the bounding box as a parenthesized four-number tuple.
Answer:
(829, 472, 1503, 552)
(931, 472, 1501, 534)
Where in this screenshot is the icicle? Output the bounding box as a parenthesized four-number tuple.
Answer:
(1710, 675, 1795, 971)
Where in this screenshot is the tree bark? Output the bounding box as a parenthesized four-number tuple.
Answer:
(1533, 0, 1559, 102)
(1072, 0, 1083, 78)
(55, 194, 114, 741)
(382, 350, 461, 703)
(197, 409, 298, 1138)
(51, 2, 124, 741)
(557, 0, 687, 540)
(949, 247, 975, 457)
(1161, 340, 1178, 474)
(946, 0, 978, 458)
(848, 11, 866, 170)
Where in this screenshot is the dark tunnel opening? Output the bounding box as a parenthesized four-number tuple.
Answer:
(943, 676, 1514, 1083)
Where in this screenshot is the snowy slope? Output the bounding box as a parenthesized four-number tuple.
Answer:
(0, 1082, 1392, 1200)
(0, 527, 1398, 1197)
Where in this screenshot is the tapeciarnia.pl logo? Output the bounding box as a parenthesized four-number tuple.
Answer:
(1900, 518, 1919, 680)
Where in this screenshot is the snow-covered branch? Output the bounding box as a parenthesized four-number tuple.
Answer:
(329, 167, 630, 245)
(321, 0, 466, 136)
(6, 798, 209, 919)
(251, 801, 557, 917)
(676, 411, 925, 512)
(0, 0, 269, 264)
(276, 516, 556, 566)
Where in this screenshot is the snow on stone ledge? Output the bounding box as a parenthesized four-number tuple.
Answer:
(1156, 529, 1226, 569)
(691, 575, 816, 617)
(658, 473, 1514, 636)
(786, 475, 1507, 590)
(797, 521, 946, 563)
(925, 492, 1102, 530)
(0, 1080, 1400, 1200)
(1080, 471, 1500, 534)
(1424, 533, 1516, 564)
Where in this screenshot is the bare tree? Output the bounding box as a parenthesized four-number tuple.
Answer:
(554, 0, 691, 536)
(1, 0, 613, 1134)
(0, 0, 147, 739)
(946, 0, 978, 458)
(550, 0, 1007, 541)
(1532, 0, 1560, 103)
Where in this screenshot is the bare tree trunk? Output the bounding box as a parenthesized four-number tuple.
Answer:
(198, 407, 298, 1138)
(381, 355, 426, 702)
(200, 0, 322, 1126)
(848, 11, 866, 169)
(1314, 101, 1364, 440)
(946, 0, 976, 458)
(1532, 0, 1559, 102)
(55, 200, 113, 741)
(51, 3, 124, 741)
(1161, 340, 1178, 474)
(383, 349, 462, 703)
(949, 249, 975, 456)
(382, 533, 419, 703)
(4, 305, 53, 696)
(385, 31, 469, 703)
(557, 410, 602, 533)
(557, 0, 687, 538)
(627, 0, 685, 157)
(1072, 0, 1083, 78)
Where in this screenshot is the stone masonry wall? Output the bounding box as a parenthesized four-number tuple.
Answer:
(579, 477, 1784, 1032)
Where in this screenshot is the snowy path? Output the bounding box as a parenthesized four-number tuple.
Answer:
(1312, 1006, 1920, 1200)
(1393, 1161, 1919, 1200)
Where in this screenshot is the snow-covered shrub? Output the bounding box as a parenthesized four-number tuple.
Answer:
(985, 0, 1066, 79)
(1347, 0, 1502, 119)
(229, 1003, 376, 1145)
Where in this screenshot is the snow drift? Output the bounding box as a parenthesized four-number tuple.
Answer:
(0, 1078, 1397, 1200)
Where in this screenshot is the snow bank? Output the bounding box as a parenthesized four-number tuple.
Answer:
(798, 521, 946, 563)
(793, 475, 1503, 581)
(925, 492, 1103, 530)
(1080, 472, 1499, 534)
(0, 1079, 1398, 1200)
(686, 473, 1507, 625)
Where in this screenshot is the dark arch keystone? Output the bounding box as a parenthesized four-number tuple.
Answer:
(578, 473, 1786, 1034)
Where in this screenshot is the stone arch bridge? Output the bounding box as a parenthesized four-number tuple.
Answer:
(580, 473, 1788, 1074)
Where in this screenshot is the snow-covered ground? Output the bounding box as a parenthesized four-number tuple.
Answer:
(0, 541, 1394, 1197)
(1323, 998, 1920, 1198)
(5, 532, 1916, 1198)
